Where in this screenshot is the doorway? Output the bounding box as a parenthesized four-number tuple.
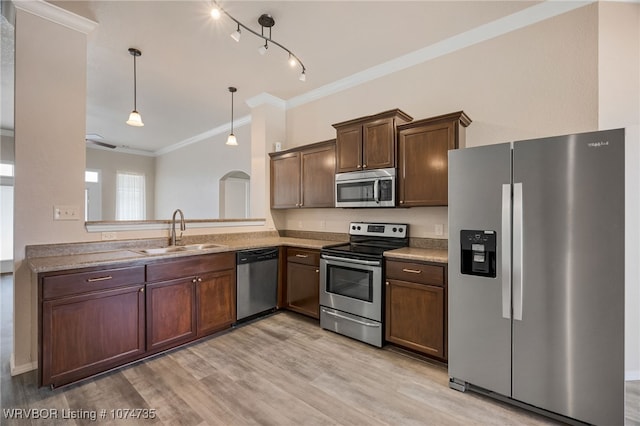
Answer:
(219, 171, 250, 219)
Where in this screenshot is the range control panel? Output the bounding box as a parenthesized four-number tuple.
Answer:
(349, 222, 408, 238)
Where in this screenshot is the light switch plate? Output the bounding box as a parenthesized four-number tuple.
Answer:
(53, 205, 80, 221)
(435, 224, 444, 236)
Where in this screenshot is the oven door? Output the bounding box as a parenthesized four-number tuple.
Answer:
(319, 255, 382, 321)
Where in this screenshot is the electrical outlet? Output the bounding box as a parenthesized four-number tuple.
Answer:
(435, 224, 444, 236)
(53, 205, 80, 221)
(101, 232, 117, 241)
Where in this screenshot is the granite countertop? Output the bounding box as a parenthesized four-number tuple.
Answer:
(384, 247, 448, 263)
(28, 237, 347, 274)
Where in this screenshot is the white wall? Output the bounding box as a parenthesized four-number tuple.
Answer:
(85, 148, 156, 220)
(597, 1, 640, 381)
(13, 7, 93, 372)
(155, 124, 251, 219)
(284, 4, 599, 239)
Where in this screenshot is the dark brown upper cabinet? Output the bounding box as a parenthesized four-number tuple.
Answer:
(270, 139, 336, 209)
(332, 109, 412, 173)
(397, 111, 471, 207)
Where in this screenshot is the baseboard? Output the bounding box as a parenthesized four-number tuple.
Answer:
(626, 370, 640, 381)
(10, 353, 37, 376)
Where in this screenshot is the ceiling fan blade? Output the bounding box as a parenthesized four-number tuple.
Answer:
(86, 139, 117, 149)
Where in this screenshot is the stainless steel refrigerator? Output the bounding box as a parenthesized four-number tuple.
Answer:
(448, 129, 625, 425)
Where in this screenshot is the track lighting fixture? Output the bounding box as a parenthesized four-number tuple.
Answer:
(209, 1, 307, 81)
(230, 24, 241, 42)
(258, 41, 268, 55)
(125, 47, 144, 127)
(226, 87, 238, 146)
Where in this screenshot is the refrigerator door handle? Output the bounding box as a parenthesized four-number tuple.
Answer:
(501, 184, 511, 319)
(513, 182, 524, 321)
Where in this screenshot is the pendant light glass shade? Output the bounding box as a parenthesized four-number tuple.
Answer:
(226, 87, 238, 146)
(126, 110, 144, 127)
(126, 48, 144, 127)
(226, 133, 238, 146)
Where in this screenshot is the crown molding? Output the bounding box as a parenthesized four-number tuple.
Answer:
(13, 0, 97, 34)
(246, 92, 286, 110)
(155, 114, 252, 156)
(286, 0, 595, 110)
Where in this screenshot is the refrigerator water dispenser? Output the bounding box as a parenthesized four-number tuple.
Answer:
(460, 230, 496, 277)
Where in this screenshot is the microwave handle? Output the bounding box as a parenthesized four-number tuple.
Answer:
(374, 179, 380, 204)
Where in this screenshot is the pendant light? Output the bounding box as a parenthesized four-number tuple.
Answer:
(226, 87, 238, 146)
(126, 48, 144, 127)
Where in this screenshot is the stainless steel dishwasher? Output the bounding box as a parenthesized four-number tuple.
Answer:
(236, 247, 279, 321)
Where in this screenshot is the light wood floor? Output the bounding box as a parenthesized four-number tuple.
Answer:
(1, 274, 638, 425)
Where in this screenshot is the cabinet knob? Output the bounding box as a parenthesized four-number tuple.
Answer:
(363, 164, 367, 168)
(192, 278, 197, 283)
(400, 200, 404, 204)
(139, 287, 145, 293)
(197, 277, 202, 282)
(357, 164, 361, 168)
(386, 281, 389, 286)
(315, 269, 319, 273)
(300, 203, 303, 207)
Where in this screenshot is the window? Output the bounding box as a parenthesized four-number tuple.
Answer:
(116, 172, 146, 220)
(85, 170, 99, 183)
(0, 163, 14, 177)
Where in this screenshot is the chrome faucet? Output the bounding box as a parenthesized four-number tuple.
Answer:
(170, 209, 186, 246)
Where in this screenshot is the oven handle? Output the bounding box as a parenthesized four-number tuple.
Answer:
(321, 254, 381, 266)
(321, 308, 381, 328)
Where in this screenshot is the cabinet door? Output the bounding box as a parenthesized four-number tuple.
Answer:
(196, 269, 236, 337)
(41, 285, 145, 387)
(385, 279, 445, 359)
(336, 124, 363, 173)
(398, 121, 455, 206)
(301, 144, 336, 208)
(271, 152, 301, 208)
(146, 278, 197, 353)
(287, 262, 320, 319)
(363, 118, 395, 170)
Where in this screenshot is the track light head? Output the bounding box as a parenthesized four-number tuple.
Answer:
(258, 42, 268, 55)
(299, 69, 306, 82)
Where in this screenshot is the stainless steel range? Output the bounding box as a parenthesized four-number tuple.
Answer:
(320, 222, 408, 347)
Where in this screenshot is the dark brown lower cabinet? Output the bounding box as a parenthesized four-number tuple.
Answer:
(385, 259, 447, 361)
(39, 252, 236, 387)
(146, 253, 236, 352)
(286, 248, 320, 319)
(41, 280, 146, 388)
(146, 278, 197, 353)
(196, 270, 236, 337)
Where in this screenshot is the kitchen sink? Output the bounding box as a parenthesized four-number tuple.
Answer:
(136, 243, 226, 255)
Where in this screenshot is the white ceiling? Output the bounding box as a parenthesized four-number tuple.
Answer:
(15, 1, 546, 154)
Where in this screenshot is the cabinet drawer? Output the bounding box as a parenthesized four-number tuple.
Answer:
(386, 260, 445, 286)
(147, 252, 235, 282)
(286, 248, 319, 266)
(42, 266, 145, 300)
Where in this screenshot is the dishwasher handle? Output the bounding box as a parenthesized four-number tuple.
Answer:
(236, 247, 279, 264)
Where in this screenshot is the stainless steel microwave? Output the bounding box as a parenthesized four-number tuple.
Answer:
(335, 168, 396, 208)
